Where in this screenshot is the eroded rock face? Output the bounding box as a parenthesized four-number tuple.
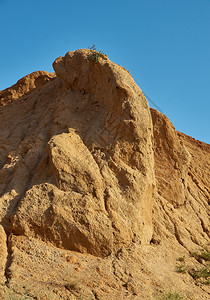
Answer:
(151, 108, 209, 253)
(151, 108, 191, 207)
(1, 49, 155, 257)
(0, 50, 209, 300)
(0, 71, 56, 107)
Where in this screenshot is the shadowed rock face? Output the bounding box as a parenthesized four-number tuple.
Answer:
(151, 108, 209, 253)
(0, 49, 155, 257)
(151, 108, 191, 207)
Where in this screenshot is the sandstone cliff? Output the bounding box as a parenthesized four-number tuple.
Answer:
(0, 49, 209, 299)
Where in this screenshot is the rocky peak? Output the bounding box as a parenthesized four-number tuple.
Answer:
(0, 50, 209, 299)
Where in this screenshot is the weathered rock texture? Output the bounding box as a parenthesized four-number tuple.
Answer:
(0, 71, 56, 107)
(0, 225, 7, 284)
(151, 108, 209, 253)
(0, 49, 155, 257)
(0, 49, 209, 299)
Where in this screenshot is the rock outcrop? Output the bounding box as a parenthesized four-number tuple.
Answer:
(0, 71, 56, 107)
(151, 108, 209, 253)
(0, 49, 209, 299)
(0, 49, 155, 258)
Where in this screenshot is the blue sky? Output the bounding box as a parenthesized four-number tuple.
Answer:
(1, 0, 210, 143)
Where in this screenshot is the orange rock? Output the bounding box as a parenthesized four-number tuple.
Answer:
(0, 225, 7, 284)
(3, 49, 155, 257)
(0, 49, 209, 300)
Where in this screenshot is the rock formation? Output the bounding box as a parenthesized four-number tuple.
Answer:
(0, 49, 209, 299)
(151, 109, 209, 253)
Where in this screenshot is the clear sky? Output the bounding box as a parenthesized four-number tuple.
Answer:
(1, 0, 210, 144)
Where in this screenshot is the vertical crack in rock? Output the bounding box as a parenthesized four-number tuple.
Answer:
(4, 233, 13, 284)
(0, 226, 9, 284)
